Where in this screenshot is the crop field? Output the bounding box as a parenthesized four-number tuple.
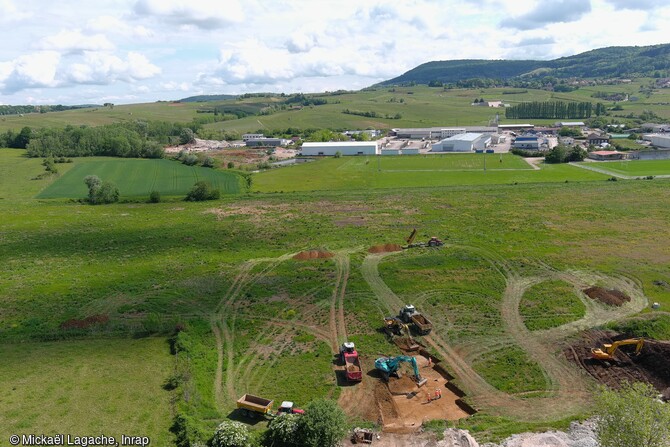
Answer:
(37, 158, 242, 198)
(0, 338, 173, 444)
(254, 154, 608, 192)
(588, 159, 670, 176)
(3, 151, 670, 443)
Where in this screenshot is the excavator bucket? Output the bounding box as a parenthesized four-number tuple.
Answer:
(416, 377, 428, 387)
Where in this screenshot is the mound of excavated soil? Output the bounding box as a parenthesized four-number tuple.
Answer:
(368, 244, 402, 253)
(583, 286, 631, 306)
(293, 250, 334, 260)
(565, 330, 670, 392)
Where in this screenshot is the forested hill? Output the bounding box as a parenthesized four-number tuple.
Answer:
(379, 43, 670, 85)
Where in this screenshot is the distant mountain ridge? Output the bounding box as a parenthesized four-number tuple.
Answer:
(379, 43, 670, 85)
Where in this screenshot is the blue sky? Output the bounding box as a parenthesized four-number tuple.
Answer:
(1, 0, 668, 105)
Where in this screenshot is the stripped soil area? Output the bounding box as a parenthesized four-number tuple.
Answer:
(565, 329, 670, 391)
(583, 286, 631, 306)
(369, 244, 402, 253)
(293, 250, 334, 260)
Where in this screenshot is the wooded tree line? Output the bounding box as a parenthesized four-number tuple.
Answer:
(0, 104, 90, 116)
(505, 101, 605, 119)
(1, 121, 201, 158)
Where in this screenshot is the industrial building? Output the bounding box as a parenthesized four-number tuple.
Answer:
(498, 124, 534, 132)
(301, 141, 379, 156)
(588, 150, 626, 161)
(512, 136, 541, 150)
(245, 138, 292, 147)
(651, 135, 670, 149)
(431, 133, 491, 152)
(242, 133, 265, 141)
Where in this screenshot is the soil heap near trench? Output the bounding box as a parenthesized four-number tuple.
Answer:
(565, 330, 670, 391)
(369, 244, 403, 253)
(293, 250, 334, 260)
(583, 286, 631, 306)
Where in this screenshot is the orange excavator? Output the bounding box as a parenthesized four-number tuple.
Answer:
(591, 338, 645, 362)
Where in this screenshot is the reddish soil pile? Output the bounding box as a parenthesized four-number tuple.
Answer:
(293, 250, 334, 260)
(368, 244, 402, 253)
(583, 286, 631, 306)
(60, 314, 110, 330)
(565, 330, 670, 392)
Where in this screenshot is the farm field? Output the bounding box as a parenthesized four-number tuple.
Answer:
(2, 151, 670, 443)
(37, 157, 243, 198)
(588, 159, 670, 176)
(253, 154, 608, 192)
(0, 338, 174, 444)
(2, 79, 670, 135)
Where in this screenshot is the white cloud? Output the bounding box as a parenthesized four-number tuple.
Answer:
(0, 0, 31, 22)
(86, 15, 155, 38)
(67, 52, 161, 84)
(0, 52, 61, 93)
(37, 29, 115, 53)
(504, 0, 593, 30)
(133, 0, 244, 29)
(160, 81, 191, 91)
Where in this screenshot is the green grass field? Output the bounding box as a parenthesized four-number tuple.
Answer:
(0, 338, 174, 444)
(37, 158, 242, 198)
(254, 154, 608, 192)
(3, 149, 670, 443)
(589, 159, 670, 176)
(520, 280, 586, 331)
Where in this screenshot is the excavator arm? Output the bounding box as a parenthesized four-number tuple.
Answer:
(406, 228, 418, 245)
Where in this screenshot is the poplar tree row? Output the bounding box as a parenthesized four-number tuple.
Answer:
(505, 101, 606, 119)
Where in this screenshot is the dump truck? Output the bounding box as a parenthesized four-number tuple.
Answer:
(383, 317, 420, 351)
(340, 342, 363, 382)
(236, 394, 274, 418)
(399, 304, 433, 335)
(236, 394, 304, 418)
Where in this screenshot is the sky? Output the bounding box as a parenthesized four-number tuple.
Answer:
(1, 0, 669, 105)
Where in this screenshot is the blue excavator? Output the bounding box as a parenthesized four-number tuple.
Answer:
(374, 355, 428, 387)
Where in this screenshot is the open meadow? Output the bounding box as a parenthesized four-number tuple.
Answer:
(253, 154, 608, 192)
(2, 150, 670, 443)
(0, 338, 174, 444)
(587, 159, 670, 176)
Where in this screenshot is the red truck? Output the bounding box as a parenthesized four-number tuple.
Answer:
(340, 342, 362, 382)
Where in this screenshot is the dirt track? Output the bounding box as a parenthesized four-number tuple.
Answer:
(360, 247, 649, 421)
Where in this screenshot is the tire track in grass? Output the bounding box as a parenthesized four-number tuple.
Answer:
(212, 255, 293, 405)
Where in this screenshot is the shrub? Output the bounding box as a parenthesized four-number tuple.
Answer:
(212, 420, 251, 447)
(266, 414, 300, 446)
(202, 156, 215, 168)
(95, 181, 120, 204)
(296, 399, 348, 447)
(183, 154, 199, 166)
(227, 161, 235, 169)
(149, 190, 161, 203)
(185, 181, 220, 201)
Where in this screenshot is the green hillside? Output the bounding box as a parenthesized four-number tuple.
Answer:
(381, 43, 670, 85)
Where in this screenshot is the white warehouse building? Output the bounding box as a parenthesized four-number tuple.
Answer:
(651, 135, 670, 149)
(301, 141, 379, 156)
(431, 133, 491, 152)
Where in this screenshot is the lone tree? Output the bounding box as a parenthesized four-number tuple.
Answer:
(84, 175, 102, 202)
(296, 399, 348, 447)
(595, 382, 670, 447)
